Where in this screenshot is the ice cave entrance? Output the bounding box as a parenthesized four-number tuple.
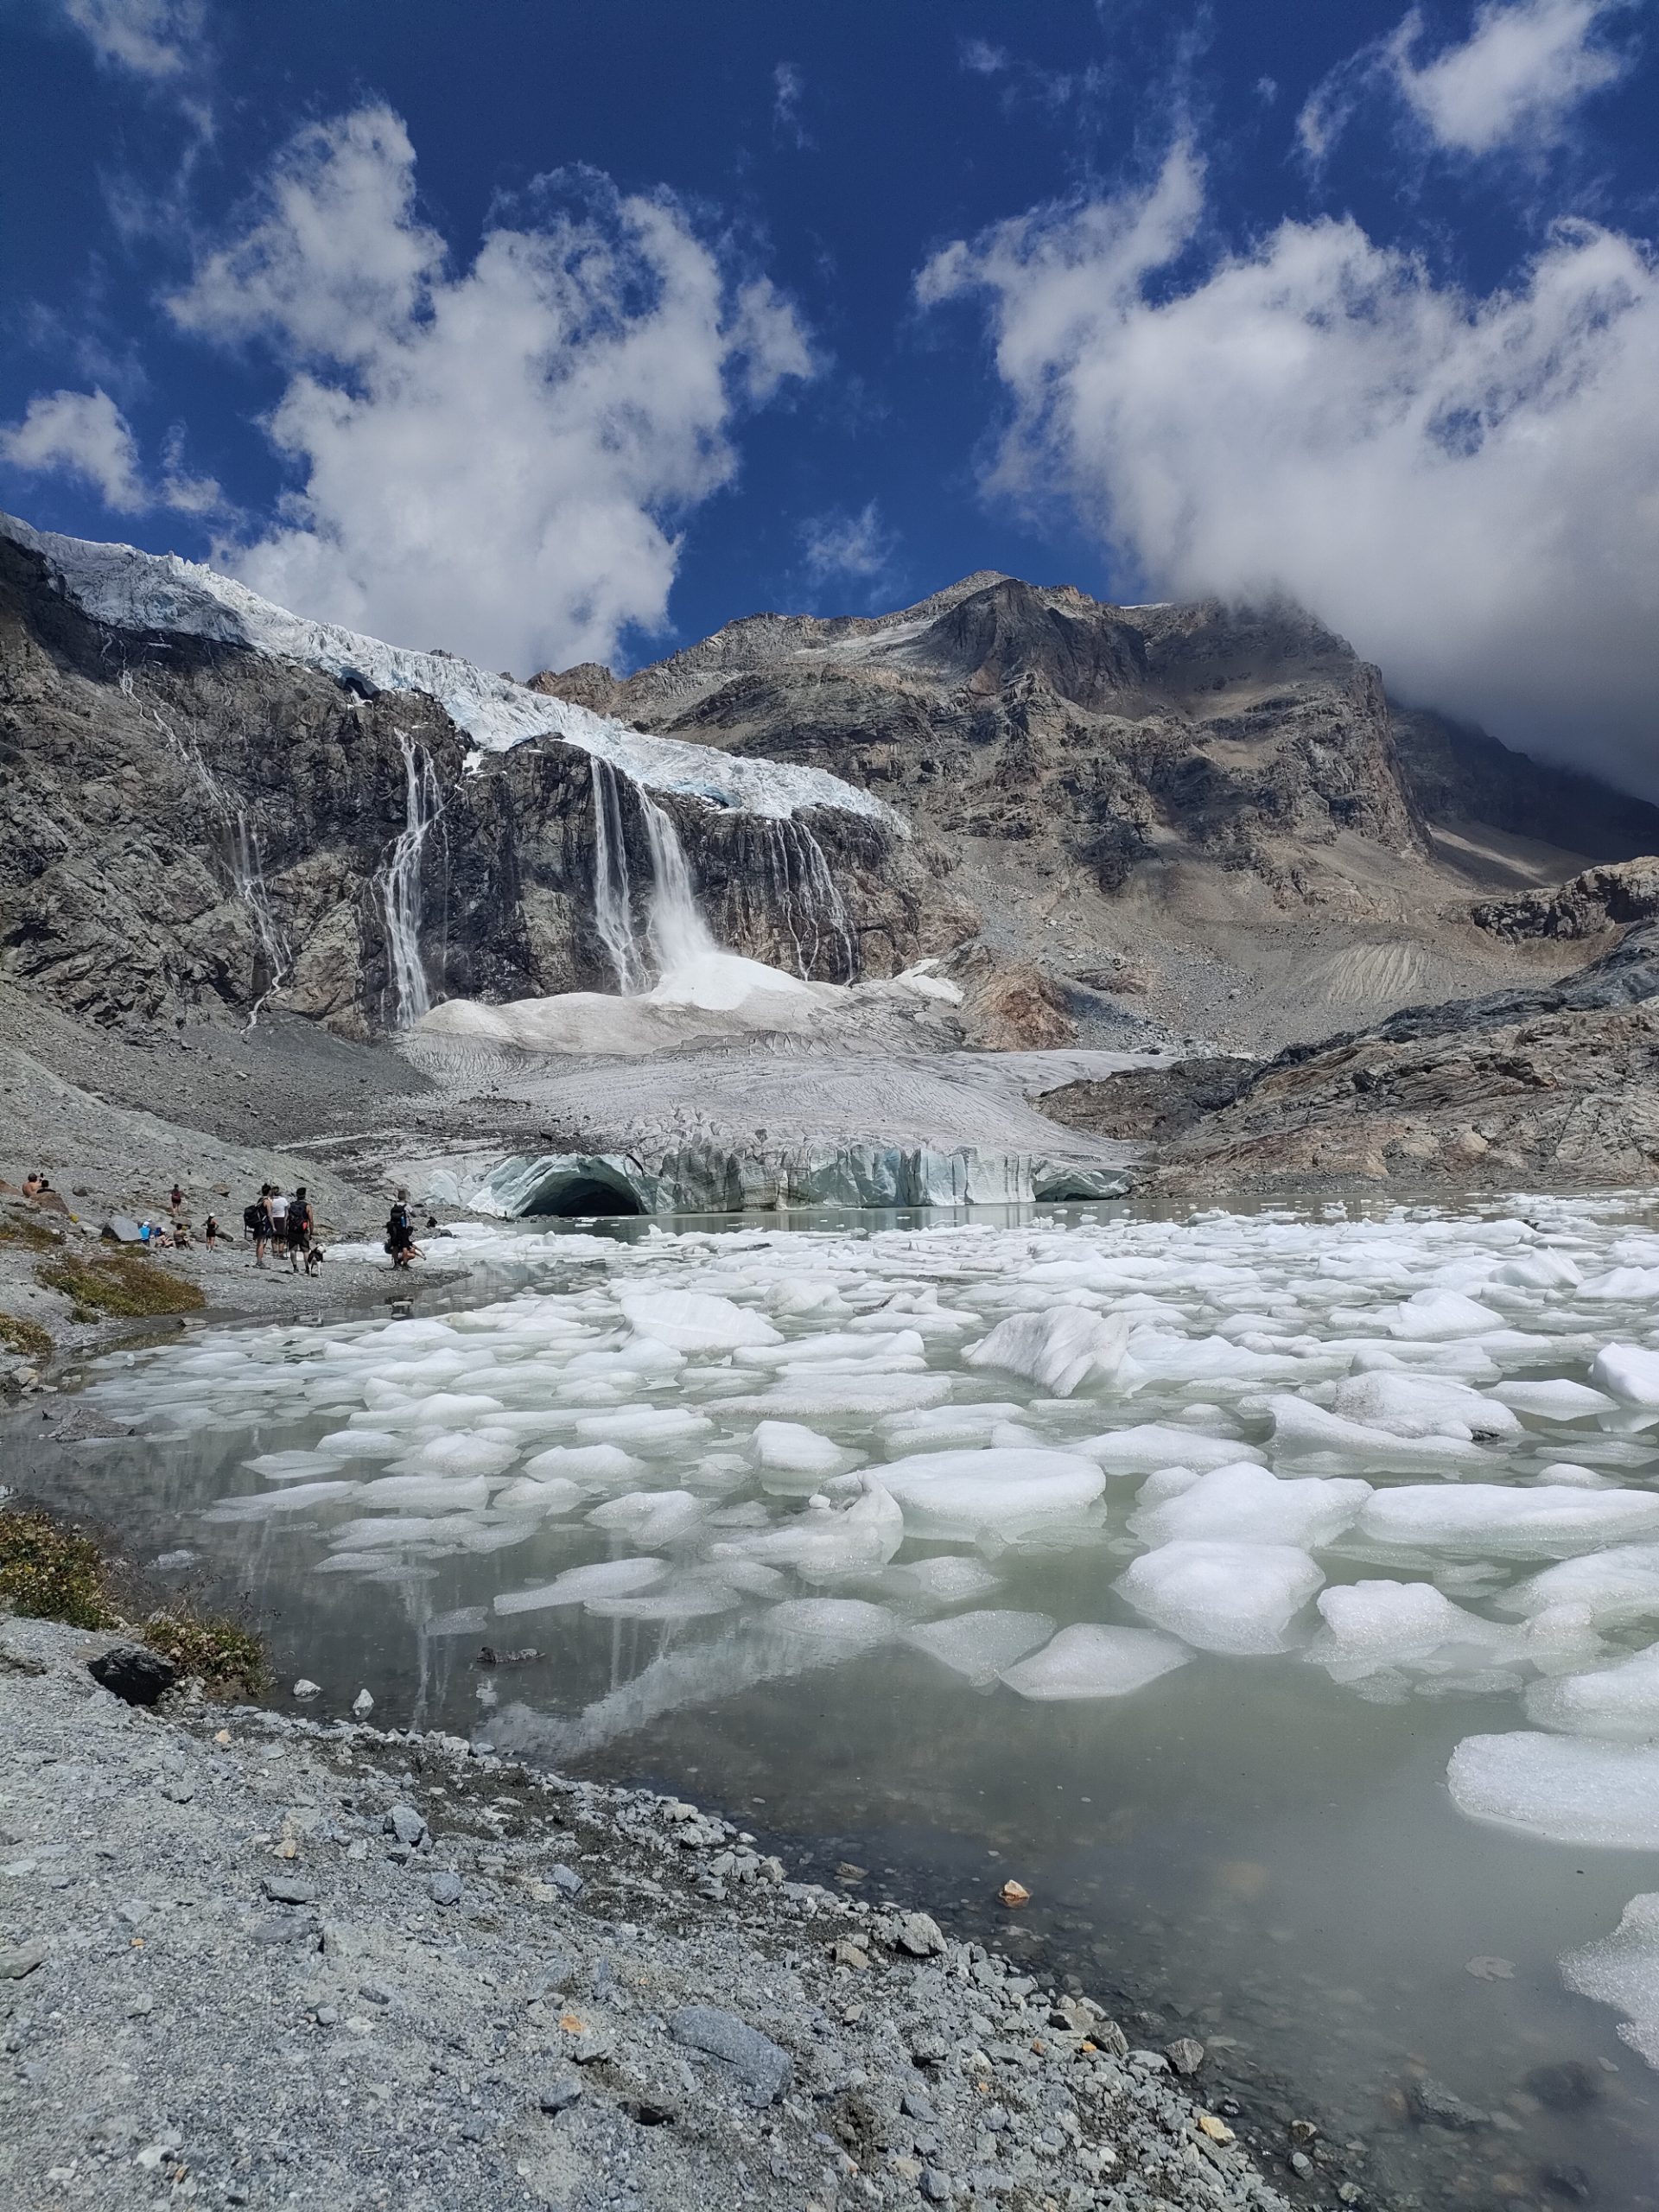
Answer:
(523, 1166, 645, 1218)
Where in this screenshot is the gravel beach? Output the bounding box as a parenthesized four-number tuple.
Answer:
(0, 1616, 1294, 2212)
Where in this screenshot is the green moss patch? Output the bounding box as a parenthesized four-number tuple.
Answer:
(0, 1212, 64, 1252)
(0, 1507, 117, 1630)
(0, 1312, 53, 1362)
(142, 1611, 270, 1697)
(36, 1254, 205, 1319)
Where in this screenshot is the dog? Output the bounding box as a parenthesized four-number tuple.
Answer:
(304, 1243, 325, 1276)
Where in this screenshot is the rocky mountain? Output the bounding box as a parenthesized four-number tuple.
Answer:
(540, 574, 1659, 1047)
(0, 518, 956, 1036)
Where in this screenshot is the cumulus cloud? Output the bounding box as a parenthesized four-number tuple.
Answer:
(60, 0, 203, 78)
(0, 385, 219, 515)
(918, 145, 1659, 789)
(800, 500, 897, 592)
(166, 105, 814, 674)
(1300, 0, 1635, 161)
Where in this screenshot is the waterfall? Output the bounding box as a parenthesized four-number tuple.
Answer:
(760, 817, 856, 982)
(231, 813, 291, 1025)
(589, 759, 645, 994)
(640, 791, 719, 976)
(585, 758, 853, 993)
(378, 733, 444, 1028)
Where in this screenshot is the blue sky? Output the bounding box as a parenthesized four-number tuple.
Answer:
(2, 0, 1656, 785)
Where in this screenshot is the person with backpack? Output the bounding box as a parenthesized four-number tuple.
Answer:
(287, 1185, 314, 1274)
(245, 1185, 275, 1268)
(385, 1188, 420, 1269)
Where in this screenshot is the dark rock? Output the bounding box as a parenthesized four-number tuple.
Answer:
(539, 2072, 583, 2116)
(1407, 2075, 1491, 2130)
(670, 2004, 792, 2104)
(87, 1645, 177, 1707)
(1524, 2061, 1603, 2113)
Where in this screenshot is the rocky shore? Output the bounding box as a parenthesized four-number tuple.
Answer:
(0, 1616, 1293, 2212)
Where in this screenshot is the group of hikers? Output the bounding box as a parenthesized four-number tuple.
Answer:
(244, 1183, 321, 1273)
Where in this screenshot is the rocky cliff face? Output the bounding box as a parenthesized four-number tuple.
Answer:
(0, 526, 954, 1035)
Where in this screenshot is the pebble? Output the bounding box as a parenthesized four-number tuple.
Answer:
(428, 1869, 463, 1907)
(358, 1981, 394, 2006)
(292, 1679, 321, 1700)
(351, 1689, 374, 1718)
(263, 1876, 316, 1906)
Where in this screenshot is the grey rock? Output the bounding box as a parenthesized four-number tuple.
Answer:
(87, 1644, 176, 1707)
(352, 1689, 374, 1718)
(385, 1803, 428, 1847)
(358, 1981, 395, 2006)
(1166, 2037, 1205, 2075)
(546, 1862, 582, 1897)
(569, 2028, 615, 2065)
(0, 1941, 47, 1980)
(539, 2070, 584, 2116)
(428, 1870, 463, 1907)
(249, 1914, 321, 1949)
(920, 2168, 953, 2202)
(1407, 2075, 1491, 2130)
(262, 1876, 316, 1906)
(894, 1911, 948, 1959)
(292, 1679, 321, 1700)
(670, 2004, 792, 2104)
(901, 2091, 938, 2123)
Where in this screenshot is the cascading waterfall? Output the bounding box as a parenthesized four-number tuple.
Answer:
(156, 712, 290, 1025)
(378, 733, 445, 1028)
(759, 817, 856, 982)
(589, 759, 645, 994)
(589, 760, 854, 994)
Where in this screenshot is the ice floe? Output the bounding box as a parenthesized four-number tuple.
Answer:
(998, 1623, 1190, 1700)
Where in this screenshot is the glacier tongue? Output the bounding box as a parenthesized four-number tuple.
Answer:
(0, 512, 895, 826)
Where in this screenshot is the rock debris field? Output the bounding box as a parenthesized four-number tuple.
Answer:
(0, 1618, 1287, 2212)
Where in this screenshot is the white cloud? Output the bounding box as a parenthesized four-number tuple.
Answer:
(167, 105, 814, 675)
(0, 385, 221, 516)
(772, 60, 810, 146)
(1300, 0, 1634, 161)
(800, 499, 897, 588)
(60, 0, 203, 79)
(960, 39, 1009, 76)
(918, 146, 1659, 790)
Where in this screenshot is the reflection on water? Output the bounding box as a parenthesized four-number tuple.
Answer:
(17, 1195, 1659, 2210)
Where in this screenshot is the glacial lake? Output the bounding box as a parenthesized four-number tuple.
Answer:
(17, 1194, 1659, 2211)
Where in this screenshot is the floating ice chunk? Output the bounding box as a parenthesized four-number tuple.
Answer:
(495, 1557, 667, 1615)
(1535, 1462, 1613, 1488)
(880, 1403, 1028, 1450)
(1528, 1647, 1659, 1739)
(706, 1556, 789, 1597)
(328, 1513, 479, 1550)
(356, 1473, 493, 1512)
(1502, 1546, 1659, 1629)
(999, 1623, 1190, 1701)
(760, 1598, 899, 1650)
(1267, 1395, 1491, 1473)
(1494, 1379, 1618, 1422)
(587, 1490, 707, 1546)
(716, 1478, 903, 1581)
(1581, 1268, 1659, 1300)
(617, 1288, 781, 1351)
(584, 1573, 742, 1621)
(1075, 1425, 1263, 1477)
(207, 1479, 360, 1518)
(750, 1421, 845, 1475)
(1562, 1893, 1659, 2069)
(1129, 1463, 1370, 1550)
(882, 1555, 1002, 1606)
(522, 1443, 645, 1484)
(766, 1277, 849, 1315)
(725, 1375, 952, 1417)
(1382, 1291, 1507, 1339)
(740, 1328, 924, 1370)
(1494, 1253, 1583, 1289)
(1332, 1372, 1521, 1443)
(405, 1391, 509, 1429)
(401, 1433, 519, 1479)
(313, 1427, 406, 1460)
(906, 1610, 1057, 1684)
(1358, 1484, 1659, 1558)
(875, 1448, 1105, 1541)
(965, 1309, 1133, 1398)
(493, 1475, 583, 1516)
(1592, 1345, 1659, 1409)
(1115, 1542, 1324, 1655)
(1308, 1580, 1510, 1677)
(1447, 1732, 1659, 1847)
(572, 1408, 714, 1448)
(244, 1452, 341, 1481)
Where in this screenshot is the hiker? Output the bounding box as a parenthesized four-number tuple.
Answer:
(169, 1184, 183, 1211)
(385, 1188, 420, 1269)
(204, 1215, 219, 1249)
(287, 1185, 314, 1274)
(269, 1186, 289, 1242)
(245, 1185, 275, 1268)
(22, 1172, 41, 1198)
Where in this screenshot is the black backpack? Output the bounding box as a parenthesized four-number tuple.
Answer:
(242, 1202, 261, 1235)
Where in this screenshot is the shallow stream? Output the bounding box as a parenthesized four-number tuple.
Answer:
(17, 1195, 1659, 2209)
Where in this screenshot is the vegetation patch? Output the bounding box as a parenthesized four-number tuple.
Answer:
(0, 1507, 117, 1630)
(0, 1212, 64, 1252)
(142, 1610, 270, 1697)
(35, 1254, 205, 1319)
(0, 1312, 53, 1362)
